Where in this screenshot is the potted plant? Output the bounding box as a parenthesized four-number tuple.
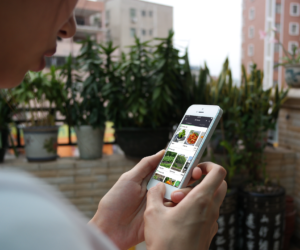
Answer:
(206, 61, 288, 250)
(103, 31, 195, 158)
(0, 90, 18, 162)
(61, 37, 106, 159)
(12, 67, 67, 161)
(260, 29, 300, 88)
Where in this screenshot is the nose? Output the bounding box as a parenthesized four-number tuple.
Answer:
(58, 13, 76, 39)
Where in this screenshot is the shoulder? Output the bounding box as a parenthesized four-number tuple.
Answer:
(0, 169, 118, 250)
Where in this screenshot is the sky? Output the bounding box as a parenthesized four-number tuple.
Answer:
(144, 0, 243, 81)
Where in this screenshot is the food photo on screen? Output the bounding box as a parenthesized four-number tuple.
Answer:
(164, 177, 176, 186)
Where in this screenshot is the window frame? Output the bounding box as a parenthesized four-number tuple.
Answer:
(288, 41, 299, 54)
(249, 7, 255, 20)
(248, 44, 254, 56)
(276, 3, 281, 14)
(130, 28, 136, 38)
(248, 26, 255, 38)
(290, 3, 300, 16)
(289, 22, 299, 36)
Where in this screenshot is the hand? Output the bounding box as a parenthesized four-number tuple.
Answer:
(89, 150, 202, 250)
(144, 162, 227, 250)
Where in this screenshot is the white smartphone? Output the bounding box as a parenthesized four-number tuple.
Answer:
(147, 104, 223, 200)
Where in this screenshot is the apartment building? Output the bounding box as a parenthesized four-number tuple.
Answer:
(105, 0, 173, 55)
(241, 0, 300, 88)
(48, 0, 105, 67)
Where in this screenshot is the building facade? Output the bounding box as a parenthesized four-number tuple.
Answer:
(49, 0, 105, 67)
(105, 0, 173, 55)
(242, 0, 300, 88)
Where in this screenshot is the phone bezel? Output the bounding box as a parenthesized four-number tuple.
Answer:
(146, 104, 222, 200)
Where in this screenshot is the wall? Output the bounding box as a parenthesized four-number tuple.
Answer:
(0, 155, 138, 219)
(278, 90, 300, 242)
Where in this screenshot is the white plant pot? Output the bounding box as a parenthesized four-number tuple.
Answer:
(23, 126, 59, 162)
(285, 64, 300, 88)
(74, 125, 104, 159)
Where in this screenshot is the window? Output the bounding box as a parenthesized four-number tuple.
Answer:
(75, 16, 85, 25)
(274, 43, 280, 52)
(276, 3, 281, 13)
(242, 31, 245, 43)
(249, 7, 255, 20)
(45, 56, 66, 68)
(149, 10, 153, 17)
(248, 44, 254, 56)
(106, 11, 110, 26)
(273, 80, 279, 87)
(274, 61, 279, 71)
(242, 48, 244, 59)
(142, 29, 146, 36)
(149, 29, 153, 36)
(105, 31, 111, 41)
(275, 23, 281, 32)
(142, 10, 146, 16)
(247, 62, 253, 74)
(289, 22, 299, 35)
(248, 26, 254, 38)
(130, 8, 137, 22)
(290, 3, 300, 16)
(243, 0, 246, 10)
(130, 28, 136, 37)
(288, 41, 299, 54)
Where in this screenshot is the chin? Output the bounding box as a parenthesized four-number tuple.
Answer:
(0, 71, 28, 89)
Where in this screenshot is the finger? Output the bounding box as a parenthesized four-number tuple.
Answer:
(214, 180, 227, 206)
(163, 201, 176, 207)
(130, 150, 165, 182)
(171, 187, 192, 203)
(213, 221, 219, 237)
(176, 162, 226, 207)
(196, 162, 227, 194)
(190, 166, 202, 182)
(187, 166, 203, 186)
(146, 182, 166, 210)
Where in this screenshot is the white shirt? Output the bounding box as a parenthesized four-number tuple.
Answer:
(0, 169, 119, 250)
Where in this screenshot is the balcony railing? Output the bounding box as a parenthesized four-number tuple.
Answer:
(10, 108, 114, 149)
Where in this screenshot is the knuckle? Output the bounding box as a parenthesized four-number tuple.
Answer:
(140, 156, 150, 165)
(198, 195, 211, 209)
(216, 165, 227, 177)
(144, 205, 156, 218)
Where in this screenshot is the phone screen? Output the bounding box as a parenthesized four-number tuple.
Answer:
(152, 115, 213, 188)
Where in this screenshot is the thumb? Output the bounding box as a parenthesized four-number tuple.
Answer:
(147, 182, 166, 209)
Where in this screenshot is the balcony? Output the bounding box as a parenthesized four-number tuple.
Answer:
(76, 24, 103, 35)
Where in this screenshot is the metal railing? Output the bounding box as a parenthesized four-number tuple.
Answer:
(9, 108, 114, 149)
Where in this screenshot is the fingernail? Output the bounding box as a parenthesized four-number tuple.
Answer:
(173, 192, 184, 200)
